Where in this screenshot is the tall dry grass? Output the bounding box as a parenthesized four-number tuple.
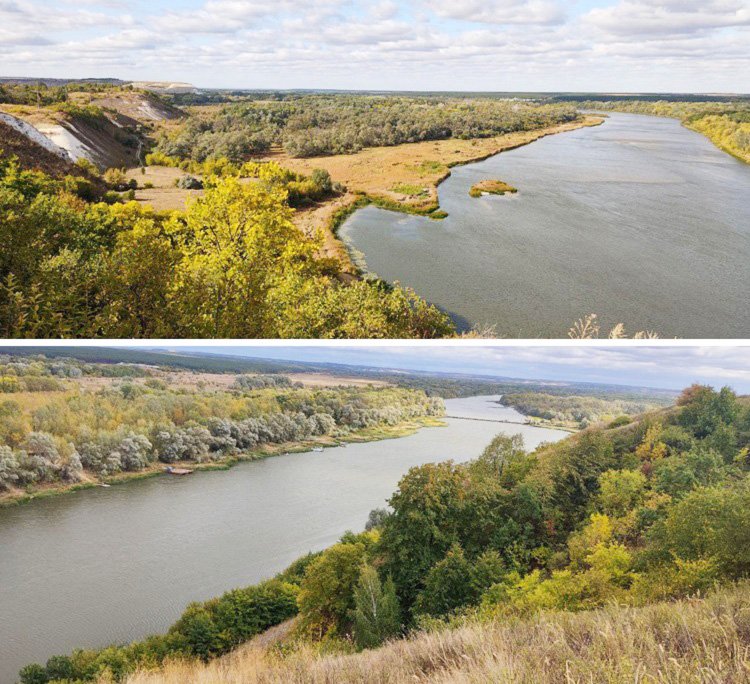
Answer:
(122, 583, 750, 684)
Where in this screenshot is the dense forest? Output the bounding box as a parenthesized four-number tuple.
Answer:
(576, 99, 750, 163)
(498, 392, 662, 429)
(19, 384, 750, 683)
(0, 355, 443, 500)
(0, 154, 452, 338)
(156, 96, 580, 161)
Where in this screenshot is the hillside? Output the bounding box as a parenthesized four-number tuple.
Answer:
(0, 115, 99, 182)
(124, 583, 750, 683)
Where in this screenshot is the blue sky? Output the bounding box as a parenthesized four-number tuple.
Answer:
(2, 0, 749, 91)
(172, 344, 750, 393)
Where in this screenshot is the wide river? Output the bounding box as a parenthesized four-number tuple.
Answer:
(0, 396, 565, 683)
(340, 112, 750, 337)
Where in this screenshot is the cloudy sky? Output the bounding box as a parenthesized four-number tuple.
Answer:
(171, 344, 750, 393)
(2, 0, 748, 92)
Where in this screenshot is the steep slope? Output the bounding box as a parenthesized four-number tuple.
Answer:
(0, 113, 102, 190)
(87, 91, 185, 124)
(1, 106, 142, 170)
(123, 583, 750, 684)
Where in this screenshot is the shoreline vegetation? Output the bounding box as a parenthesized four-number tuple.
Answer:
(468, 179, 518, 198)
(0, 416, 445, 509)
(0, 353, 448, 507)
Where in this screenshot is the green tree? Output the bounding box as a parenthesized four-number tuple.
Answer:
(415, 544, 475, 617)
(379, 462, 469, 611)
(297, 536, 373, 639)
(351, 565, 401, 649)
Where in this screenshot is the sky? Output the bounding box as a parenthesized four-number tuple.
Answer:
(173, 344, 750, 393)
(2, 0, 749, 92)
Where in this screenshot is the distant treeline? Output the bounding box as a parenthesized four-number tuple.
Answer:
(499, 392, 661, 429)
(156, 95, 579, 161)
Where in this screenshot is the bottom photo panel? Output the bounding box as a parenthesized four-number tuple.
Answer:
(2, 341, 750, 684)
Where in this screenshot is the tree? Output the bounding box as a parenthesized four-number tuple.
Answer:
(415, 544, 475, 617)
(297, 537, 372, 639)
(169, 603, 221, 660)
(365, 507, 391, 531)
(0, 445, 19, 490)
(597, 469, 646, 517)
(470, 433, 526, 483)
(635, 422, 668, 462)
(379, 462, 469, 611)
(351, 565, 401, 649)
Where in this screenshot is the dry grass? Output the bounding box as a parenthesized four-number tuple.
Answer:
(125, 166, 202, 211)
(123, 583, 750, 684)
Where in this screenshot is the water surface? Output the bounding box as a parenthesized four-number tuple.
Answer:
(340, 113, 750, 337)
(0, 396, 565, 683)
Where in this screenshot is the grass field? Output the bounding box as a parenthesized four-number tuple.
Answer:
(121, 582, 750, 684)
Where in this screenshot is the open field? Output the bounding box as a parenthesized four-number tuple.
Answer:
(124, 165, 202, 210)
(121, 583, 750, 684)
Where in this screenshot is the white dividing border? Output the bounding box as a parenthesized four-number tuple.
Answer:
(3, 339, 750, 349)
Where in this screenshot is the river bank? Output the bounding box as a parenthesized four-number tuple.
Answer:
(0, 416, 445, 509)
(286, 116, 603, 275)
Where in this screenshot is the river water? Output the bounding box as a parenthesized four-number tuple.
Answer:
(0, 396, 566, 683)
(339, 113, 750, 337)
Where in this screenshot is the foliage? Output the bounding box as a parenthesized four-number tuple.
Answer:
(0, 161, 453, 338)
(499, 392, 659, 429)
(297, 532, 377, 639)
(156, 95, 579, 161)
(0, 354, 444, 495)
(351, 565, 401, 650)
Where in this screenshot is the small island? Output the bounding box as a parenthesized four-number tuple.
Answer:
(469, 179, 518, 197)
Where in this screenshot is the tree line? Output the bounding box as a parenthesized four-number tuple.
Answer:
(0, 357, 444, 496)
(499, 392, 660, 429)
(156, 95, 580, 161)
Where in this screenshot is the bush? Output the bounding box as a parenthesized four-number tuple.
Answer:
(176, 175, 203, 190)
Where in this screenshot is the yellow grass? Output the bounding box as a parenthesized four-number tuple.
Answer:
(122, 583, 750, 684)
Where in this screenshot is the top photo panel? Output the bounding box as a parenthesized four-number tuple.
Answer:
(1, 0, 749, 340)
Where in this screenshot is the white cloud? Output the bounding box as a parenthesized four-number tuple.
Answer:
(0, 0, 747, 91)
(428, 0, 565, 25)
(585, 0, 750, 36)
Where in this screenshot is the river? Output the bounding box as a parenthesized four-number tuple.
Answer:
(0, 396, 566, 683)
(339, 112, 750, 338)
